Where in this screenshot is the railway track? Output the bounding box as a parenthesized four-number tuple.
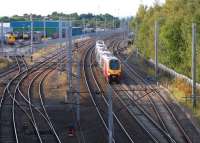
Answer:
(92, 41, 172, 143)
(0, 55, 27, 142)
(0, 39, 92, 143)
(97, 38, 193, 142)
(3, 34, 197, 143)
(83, 43, 140, 143)
(110, 39, 200, 143)
(0, 64, 18, 79)
(1, 50, 66, 142)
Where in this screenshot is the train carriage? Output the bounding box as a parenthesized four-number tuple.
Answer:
(96, 46, 107, 64)
(95, 40, 121, 84)
(99, 51, 112, 68)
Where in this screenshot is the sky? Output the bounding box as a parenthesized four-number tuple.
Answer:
(0, 0, 165, 17)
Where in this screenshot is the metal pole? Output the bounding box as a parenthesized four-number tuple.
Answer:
(57, 17, 62, 73)
(127, 19, 129, 39)
(43, 17, 46, 45)
(113, 17, 115, 30)
(96, 18, 97, 40)
(108, 86, 113, 143)
(56, 43, 60, 88)
(76, 56, 80, 122)
(123, 21, 126, 40)
(192, 23, 197, 108)
(104, 16, 106, 32)
(155, 21, 159, 84)
(1, 22, 3, 51)
(135, 22, 138, 43)
(83, 18, 86, 37)
(30, 14, 33, 53)
(66, 22, 73, 103)
(59, 17, 62, 46)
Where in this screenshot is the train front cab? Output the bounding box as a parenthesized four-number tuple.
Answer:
(7, 36, 16, 45)
(104, 59, 121, 84)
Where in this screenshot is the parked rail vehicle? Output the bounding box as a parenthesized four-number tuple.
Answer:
(4, 33, 16, 45)
(95, 40, 121, 83)
(22, 32, 30, 40)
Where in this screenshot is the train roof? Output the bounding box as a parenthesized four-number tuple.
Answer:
(100, 50, 112, 55)
(96, 45, 107, 50)
(103, 55, 119, 61)
(96, 40, 104, 45)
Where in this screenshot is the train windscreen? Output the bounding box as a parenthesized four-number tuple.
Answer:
(109, 59, 120, 70)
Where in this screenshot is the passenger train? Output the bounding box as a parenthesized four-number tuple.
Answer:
(95, 40, 121, 83)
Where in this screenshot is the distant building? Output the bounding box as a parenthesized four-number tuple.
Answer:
(10, 21, 83, 37)
(0, 23, 13, 39)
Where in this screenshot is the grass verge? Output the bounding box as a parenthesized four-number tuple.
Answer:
(0, 57, 12, 70)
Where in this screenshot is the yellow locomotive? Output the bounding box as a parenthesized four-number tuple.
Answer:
(5, 33, 16, 45)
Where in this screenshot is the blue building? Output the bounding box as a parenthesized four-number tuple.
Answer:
(10, 21, 83, 36)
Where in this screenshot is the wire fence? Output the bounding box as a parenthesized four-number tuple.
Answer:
(147, 57, 200, 88)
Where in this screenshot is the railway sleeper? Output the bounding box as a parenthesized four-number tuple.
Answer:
(24, 129, 52, 135)
(0, 137, 16, 143)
